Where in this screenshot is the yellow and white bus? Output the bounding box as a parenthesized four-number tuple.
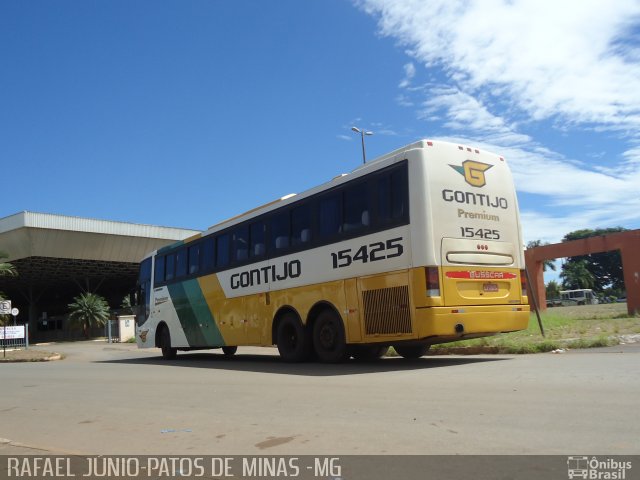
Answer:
(135, 140, 529, 362)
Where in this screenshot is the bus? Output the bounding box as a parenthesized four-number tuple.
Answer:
(135, 140, 530, 362)
(560, 289, 598, 306)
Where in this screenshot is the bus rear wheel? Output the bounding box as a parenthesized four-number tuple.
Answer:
(276, 313, 310, 362)
(395, 344, 430, 359)
(222, 346, 237, 356)
(159, 326, 177, 360)
(313, 309, 348, 363)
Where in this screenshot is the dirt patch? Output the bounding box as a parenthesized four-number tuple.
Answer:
(0, 349, 62, 362)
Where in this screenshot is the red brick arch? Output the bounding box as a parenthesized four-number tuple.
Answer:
(524, 230, 640, 315)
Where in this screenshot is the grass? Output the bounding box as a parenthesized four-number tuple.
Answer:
(423, 303, 640, 355)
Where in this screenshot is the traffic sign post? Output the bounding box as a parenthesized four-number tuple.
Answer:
(0, 300, 11, 315)
(1, 300, 9, 358)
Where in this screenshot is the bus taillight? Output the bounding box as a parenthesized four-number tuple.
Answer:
(426, 267, 440, 296)
(520, 269, 527, 297)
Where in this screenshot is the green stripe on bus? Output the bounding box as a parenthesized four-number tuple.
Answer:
(167, 279, 225, 347)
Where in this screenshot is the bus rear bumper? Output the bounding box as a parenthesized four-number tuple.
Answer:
(414, 304, 530, 340)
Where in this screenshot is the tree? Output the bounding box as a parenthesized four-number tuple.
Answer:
(561, 227, 626, 292)
(68, 293, 110, 338)
(560, 259, 596, 290)
(0, 251, 17, 278)
(526, 240, 556, 272)
(546, 280, 561, 299)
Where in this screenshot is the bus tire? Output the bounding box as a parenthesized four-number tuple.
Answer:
(395, 344, 430, 359)
(160, 326, 177, 360)
(276, 313, 310, 362)
(351, 345, 388, 361)
(222, 346, 237, 356)
(313, 309, 348, 363)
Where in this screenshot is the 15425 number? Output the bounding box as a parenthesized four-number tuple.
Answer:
(331, 237, 404, 269)
(460, 227, 501, 240)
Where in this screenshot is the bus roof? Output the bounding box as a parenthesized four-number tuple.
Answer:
(148, 139, 505, 256)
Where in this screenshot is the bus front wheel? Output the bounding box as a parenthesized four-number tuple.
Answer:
(276, 313, 310, 362)
(313, 310, 348, 363)
(395, 344, 430, 359)
(222, 346, 237, 356)
(160, 326, 177, 360)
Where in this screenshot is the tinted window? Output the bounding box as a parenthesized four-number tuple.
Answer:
(391, 168, 407, 219)
(319, 193, 342, 238)
(176, 249, 187, 278)
(165, 253, 176, 281)
(154, 256, 165, 284)
(343, 182, 369, 232)
(377, 165, 408, 223)
(188, 244, 200, 275)
(291, 204, 312, 247)
(201, 237, 215, 272)
(216, 234, 230, 268)
(270, 212, 290, 251)
(233, 226, 249, 263)
(250, 221, 266, 258)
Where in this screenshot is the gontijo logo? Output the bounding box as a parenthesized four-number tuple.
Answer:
(450, 160, 493, 188)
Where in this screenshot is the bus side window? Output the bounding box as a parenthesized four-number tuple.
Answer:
(319, 193, 342, 239)
(343, 182, 369, 233)
(233, 226, 249, 263)
(291, 204, 312, 247)
(216, 234, 230, 268)
(154, 255, 165, 284)
(188, 244, 200, 275)
(391, 167, 408, 220)
(377, 165, 408, 224)
(165, 253, 176, 282)
(176, 248, 187, 278)
(201, 237, 215, 273)
(250, 221, 266, 258)
(270, 212, 290, 251)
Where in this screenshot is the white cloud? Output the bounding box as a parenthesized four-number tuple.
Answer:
(357, 0, 640, 241)
(359, 0, 640, 131)
(336, 134, 353, 141)
(398, 62, 416, 88)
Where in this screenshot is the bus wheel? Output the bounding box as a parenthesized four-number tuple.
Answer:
(276, 313, 310, 362)
(351, 345, 389, 361)
(395, 344, 430, 359)
(160, 326, 177, 360)
(313, 310, 348, 363)
(222, 346, 237, 356)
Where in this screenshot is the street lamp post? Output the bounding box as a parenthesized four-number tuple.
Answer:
(351, 126, 373, 164)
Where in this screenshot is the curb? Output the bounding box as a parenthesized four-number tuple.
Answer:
(0, 353, 63, 363)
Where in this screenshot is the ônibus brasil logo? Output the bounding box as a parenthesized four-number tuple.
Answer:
(449, 160, 493, 188)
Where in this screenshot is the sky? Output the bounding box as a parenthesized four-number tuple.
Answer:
(2, 0, 640, 254)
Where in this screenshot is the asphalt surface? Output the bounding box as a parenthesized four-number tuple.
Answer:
(0, 341, 638, 455)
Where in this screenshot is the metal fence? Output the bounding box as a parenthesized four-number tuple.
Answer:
(1, 324, 29, 352)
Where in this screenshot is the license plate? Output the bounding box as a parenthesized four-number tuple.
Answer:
(483, 283, 499, 292)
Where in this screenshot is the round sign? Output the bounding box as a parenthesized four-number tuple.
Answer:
(11, 308, 19, 316)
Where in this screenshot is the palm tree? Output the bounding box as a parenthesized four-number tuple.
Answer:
(0, 251, 17, 277)
(560, 259, 596, 290)
(68, 292, 110, 338)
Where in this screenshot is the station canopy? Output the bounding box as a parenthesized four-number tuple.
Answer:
(0, 211, 199, 324)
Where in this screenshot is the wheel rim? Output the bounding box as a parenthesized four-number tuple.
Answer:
(318, 320, 337, 351)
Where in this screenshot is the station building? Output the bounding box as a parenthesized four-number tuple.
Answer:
(0, 211, 199, 341)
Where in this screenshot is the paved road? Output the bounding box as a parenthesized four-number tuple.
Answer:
(0, 341, 638, 455)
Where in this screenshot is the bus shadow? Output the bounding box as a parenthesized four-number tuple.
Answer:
(98, 352, 508, 376)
